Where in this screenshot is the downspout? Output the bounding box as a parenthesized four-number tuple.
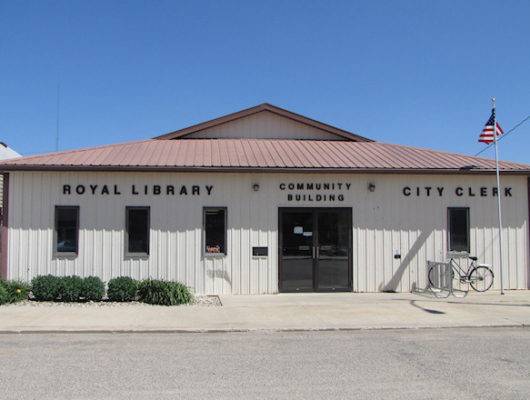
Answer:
(526, 176, 530, 289)
(1, 173, 9, 279)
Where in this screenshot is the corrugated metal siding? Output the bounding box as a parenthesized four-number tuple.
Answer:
(6, 171, 529, 293)
(184, 110, 348, 140)
(350, 174, 529, 292)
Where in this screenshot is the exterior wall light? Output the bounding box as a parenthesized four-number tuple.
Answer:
(368, 182, 376, 192)
(252, 183, 260, 192)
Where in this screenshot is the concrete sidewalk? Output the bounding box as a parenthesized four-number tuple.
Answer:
(0, 291, 529, 333)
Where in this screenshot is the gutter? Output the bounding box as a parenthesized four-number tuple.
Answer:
(0, 165, 530, 175)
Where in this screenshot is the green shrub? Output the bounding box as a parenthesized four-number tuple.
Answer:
(137, 279, 170, 305)
(168, 281, 193, 305)
(61, 276, 84, 302)
(81, 276, 105, 301)
(31, 275, 64, 301)
(29, 275, 191, 305)
(0, 284, 8, 305)
(107, 277, 138, 302)
(137, 279, 192, 306)
(0, 280, 6, 295)
(1, 280, 31, 303)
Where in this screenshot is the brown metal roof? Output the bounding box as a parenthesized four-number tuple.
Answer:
(154, 103, 373, 142)
(1, 139, 529, 174)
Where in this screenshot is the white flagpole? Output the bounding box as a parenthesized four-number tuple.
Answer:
(492, 97, 505, 295)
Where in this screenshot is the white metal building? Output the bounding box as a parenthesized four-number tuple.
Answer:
(1, 104, 529, 294)
(0, 142, 20, 202)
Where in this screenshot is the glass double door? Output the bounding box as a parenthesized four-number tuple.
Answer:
(279, 208, 352, 292)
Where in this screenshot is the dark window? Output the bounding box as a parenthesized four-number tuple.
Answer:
(204, 207, 226, 255)
(448, 207, 470, 252)
(126, 207, 150, 255)
(55, 206, 79, 254)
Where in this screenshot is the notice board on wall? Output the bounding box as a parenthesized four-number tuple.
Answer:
(252, 247, 268, 257)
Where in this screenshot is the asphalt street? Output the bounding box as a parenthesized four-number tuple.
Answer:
(1, 328, 529, 400)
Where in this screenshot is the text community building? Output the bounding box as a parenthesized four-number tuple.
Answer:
(1, 104, 529, 294)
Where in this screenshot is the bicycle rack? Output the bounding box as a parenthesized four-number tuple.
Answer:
(417, 261, 468, 298)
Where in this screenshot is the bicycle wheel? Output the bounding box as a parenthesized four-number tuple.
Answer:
(428, 264, 454, 289)
(468, 266, 494, 292)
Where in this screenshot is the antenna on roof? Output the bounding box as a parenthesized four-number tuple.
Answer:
(55, 83, 60, 151)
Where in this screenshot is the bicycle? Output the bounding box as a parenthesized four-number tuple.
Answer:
(428, 252, 494, 292)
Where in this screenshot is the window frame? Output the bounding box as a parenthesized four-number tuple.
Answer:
(54, 205, 80, 257)
(203, 207, 227, 257)
(447, 207, 470, 253)
(125, 206, 150, 257)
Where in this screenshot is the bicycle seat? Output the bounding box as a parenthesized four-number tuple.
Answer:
(469, 256, 478, 261)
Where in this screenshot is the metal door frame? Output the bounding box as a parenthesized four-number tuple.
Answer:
(278, 207, 352, 293)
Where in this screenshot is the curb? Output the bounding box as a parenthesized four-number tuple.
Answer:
(0, 323, 527, 334)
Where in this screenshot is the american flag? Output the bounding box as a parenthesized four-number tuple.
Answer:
(479, 108, 504, 144)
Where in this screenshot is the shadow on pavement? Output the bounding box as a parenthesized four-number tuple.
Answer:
(409, 288, 530, 308)
(445, 301, 530, 307)
(409, 300, 445, 315)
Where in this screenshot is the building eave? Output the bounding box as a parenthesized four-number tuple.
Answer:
(2, 165, 529, 176)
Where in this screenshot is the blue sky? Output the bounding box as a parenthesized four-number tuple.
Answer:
(1, 0, 529, 162)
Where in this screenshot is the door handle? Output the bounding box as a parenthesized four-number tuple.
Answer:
(313, 246, 319, 259)
(312, 246, 316, 259)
